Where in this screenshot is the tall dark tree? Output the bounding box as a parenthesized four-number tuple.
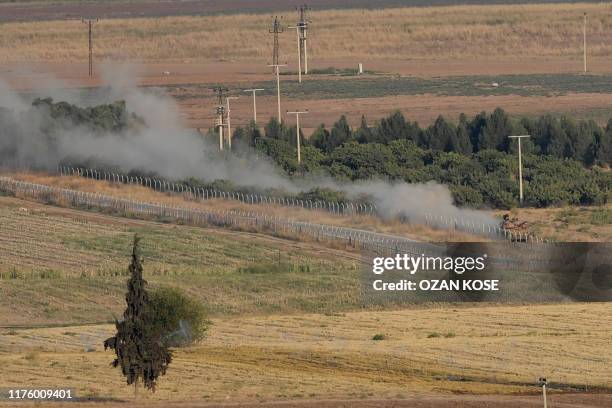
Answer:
(264, 117, 289, 141)
(478, 108, 513, 152)
(572, 119, 598, 164)
(468, 111, 488, 151)
(595, 119, 612, 164)
(455, 113, 474, 155)
(354, 115, 373, 143)
(311, 124, 332, 152)
(330, 115, 353, 147)
(233, 120, 262, 148)
(104, 236, 172, 392)
(377, 110, 407, 143)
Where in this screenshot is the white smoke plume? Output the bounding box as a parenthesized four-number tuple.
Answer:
(0, 63, 496, 228)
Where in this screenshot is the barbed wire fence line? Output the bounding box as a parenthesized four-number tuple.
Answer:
(0, 176, 546, 252)
(56, 165, 377, 215)
(52, 165, 547, 243)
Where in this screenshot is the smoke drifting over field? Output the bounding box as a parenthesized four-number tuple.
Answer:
(0, 64, 495, 227)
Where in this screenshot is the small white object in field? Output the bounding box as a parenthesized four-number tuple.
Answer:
(162, 71, 171, 76)
(492, 82, 499, 87)
(19, 207, 28, 212)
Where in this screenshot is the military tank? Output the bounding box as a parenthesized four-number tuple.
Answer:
(500, 213, 530, 242)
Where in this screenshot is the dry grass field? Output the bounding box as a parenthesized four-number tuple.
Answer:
(0, 195, 366, 324)
(499, 205, 612, 242)
(1, 303, 611, 406)
(1, 3, 611, 63)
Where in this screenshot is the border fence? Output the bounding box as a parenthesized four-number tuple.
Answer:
(0, 176, 544, 249)
(1, 176, 433, 255)
(57, 166, 377, 216)
(54, 165, 547, 243)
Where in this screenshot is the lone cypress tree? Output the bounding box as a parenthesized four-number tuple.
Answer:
(104, 235, 172, 392)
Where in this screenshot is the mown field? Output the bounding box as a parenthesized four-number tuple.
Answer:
(1, 3, 610, 62)
(1, 303, 611, 405)
(0, 196, 363, 324)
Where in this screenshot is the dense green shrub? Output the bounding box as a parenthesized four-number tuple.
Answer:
(146, 287, 210, 347)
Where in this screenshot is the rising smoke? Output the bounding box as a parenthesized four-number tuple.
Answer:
(0, 63, 495, 227)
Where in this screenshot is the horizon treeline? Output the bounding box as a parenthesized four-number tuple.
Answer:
(233, 108, 612, 167)
(230, 108, 611, 209)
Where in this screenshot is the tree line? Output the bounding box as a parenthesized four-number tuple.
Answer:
(230, 108, 611, 209)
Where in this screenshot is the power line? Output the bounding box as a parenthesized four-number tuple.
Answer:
(297, 4, 311, 75)
(82, 18, 99, 77)
(269, 16, 284, 71)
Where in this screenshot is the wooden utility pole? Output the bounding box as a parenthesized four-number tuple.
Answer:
(82, 18, 98, 77)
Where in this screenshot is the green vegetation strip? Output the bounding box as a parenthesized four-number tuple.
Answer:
(168, 74, 612, 101)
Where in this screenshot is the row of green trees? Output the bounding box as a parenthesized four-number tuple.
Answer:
(233, 108, 612, 166)
(230, 109, 611, 209)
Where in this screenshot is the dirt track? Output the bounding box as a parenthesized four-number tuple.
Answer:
(9, 393, 612, 408)
(126, 393, 612, 408)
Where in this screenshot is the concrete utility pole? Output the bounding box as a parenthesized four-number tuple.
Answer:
(268, 64, 287, 121)
(213, 87, 228, 151)
(288, 26, 302, 83)
(539, 378, 548, 408)
(225, 96, 239, 149)
(82, 18, 98, 77)
(297, 4, 310, 75)
(287, 109, 308, 164)
(583, 12, 588, 73)
(270, 16, 284, 70)
(244, 88, 264, 123)
(509, 135, 530, 204)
